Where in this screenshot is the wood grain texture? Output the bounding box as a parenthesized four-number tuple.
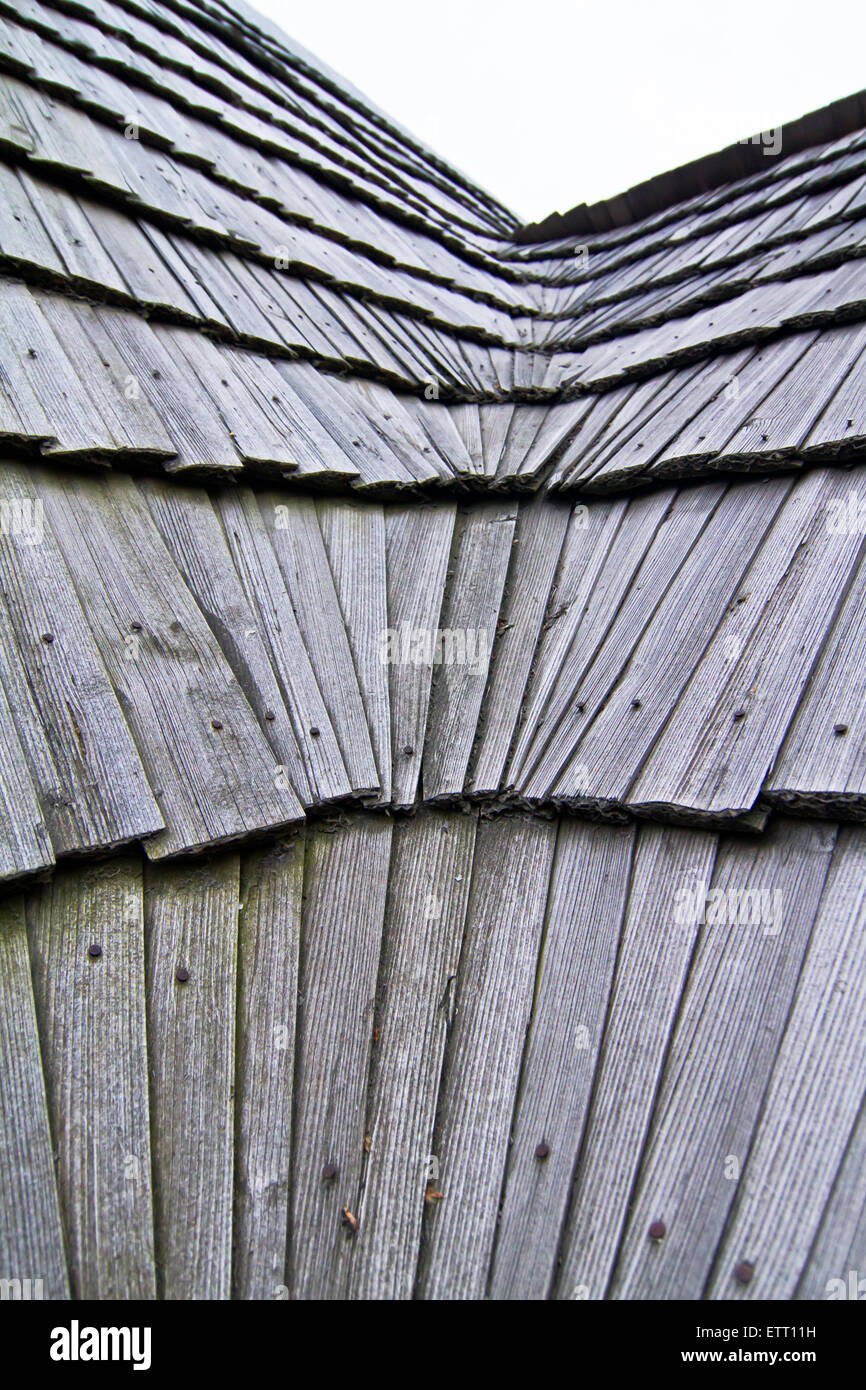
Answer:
(469, 495, 571, 793)
(385, 503, 456, 807)
(417, 814, 557, 1300)
(288, 816, 392, 1299)
(796, 1089, 866, 1301)
(706, 824, 866, 1300)
(612, 818, 835, 1300)
(144, 854, 240, 1300)
(0, 892, 68, 1299)
(216, 486, 352, 805)
(39, 470, 304, 856)
(555, 824, 718, 1300)
(348, 810, 477, 1299)
(423, 501, 517, 798)
(234, 837, 304, 1300)
(261, 490, 378, 795)
(316, 497, 392, 803)
(26, 857, 155, 1299)
(632, 469, 866, 816)
(0, 462, 163, 858)
(490, 820, 636, 1299)
(140, 477, 312, 805)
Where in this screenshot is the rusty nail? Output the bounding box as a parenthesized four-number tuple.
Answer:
(175, 966, 190, 984)
(734, 1261, 754, 1285)
(309, 726, 320, 737)
(535, 1142, 550, 1160)
(402, 744, 414, 756)
(211, 719, 223, 730)
(322, 1162, 337, 1182)
(88, 943, 103, 959)
(648, 1220, 666, 1241)
(341, 1207, 359, 1234)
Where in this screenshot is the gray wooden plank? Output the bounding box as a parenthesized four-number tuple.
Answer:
(35, 293, 177, 457)
(278, 358, 414, 488)
(612, 818, 835, 1300)
(215, 487, 351, 805)
(515, 485, 711, 797)
(385, 502, 456, 807)
(402, 395, 476, 479)
(0, 280, 116, 455)
(469, 496, 571, 794)
(234, 836, 304, 1300)
(423, 501, 517, 799)
(504, 493, 643, 787)
(140, 477, 312, 805)
(316, 497, 392, 803)
(26, 856, 156, 1299)
(555, 825, 718, 1300)
(0, 892, 68, 1300)
(144, 853, 240, 1300)
(348, 810, 477, 1299)
(719, 322, 866, 461)
(288, 816, 392, 1300)
(417, 814, 557, 1300)
(654, 333, 818, 467)
(261, 491, 379, 795)
(0, 650, 53, 881)
(93, 304, 242, 473)
(346, 378, 446, 484)
(552, 477, 793, 804)
(706, 825, 866, 1300)
(631, 468, 866, 817)
(767, 504, 866, 810)
(448, 403, 485, 475)
(40, 470, 304, 856)
(489, 820, 637, 1300)
(796, 1089, 866, 1301)
(0, 463, 164, 858)
(478, 403, 515, 477)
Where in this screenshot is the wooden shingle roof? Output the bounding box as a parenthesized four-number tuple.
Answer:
(1, 0, 865, 1304)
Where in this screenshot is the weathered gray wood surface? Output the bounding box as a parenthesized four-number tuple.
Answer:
(469, 496, 571, 793)
(0, 892, 69, 1300)
(40, 471, 304, 857)
(144, 855, 240, 1300)
(0, 462, 163, 858)
(288, 816, 392, 1299)
(262, 491, 379, 795)
(234, 838, 303, 1300)
(424, 502, 517, 799)
(347, 810, 476, 1299)
(707, 825, 866, 1300)
(316, 497, 392, 803)
(417, 815, 557, 1300)
(490, 820, 636, 1299)
(26, 857, 156, 1299)
(612, 818, 835, 1300)
(555, 826, 717, 1300)
(385, 504, 456, 807)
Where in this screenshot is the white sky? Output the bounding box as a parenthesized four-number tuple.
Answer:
(246, 0, 866, 224)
